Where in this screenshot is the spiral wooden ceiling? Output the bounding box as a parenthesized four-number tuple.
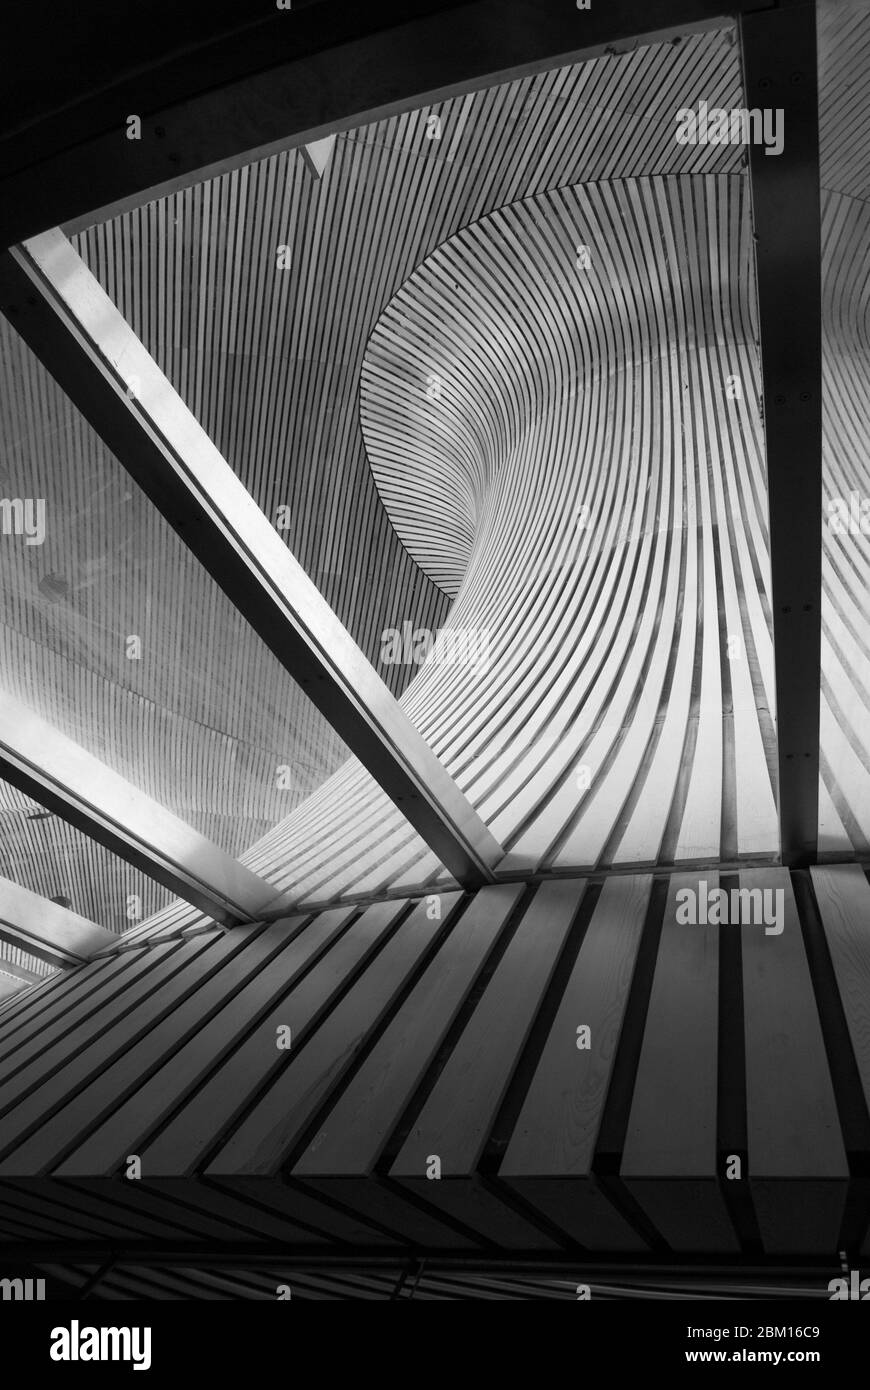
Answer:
(0, 0, 866, 956)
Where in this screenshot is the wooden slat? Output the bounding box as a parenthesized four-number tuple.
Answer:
(0, 951, 146, 1060)
(138, 898, 415, 1175)
(52, 912, 347, 1177)
(621, 872, 738, 1251)
(295, 885, 523, 1169)
(499, 874, 652, 1249)
(388, 879, 585, 1246)
(0, 964, 74, 1030)
(808, 862, 870, 1256)
(0, 938, 216, 1169)
(361, 173, 775, 882)
(203, 894, 466, 1175)
(207, 894, 500, 1247)
(811, 864, 870, 1116)
(0, 948, 166, 1075)
(210, 1174, 403, 1247)
(0, 1178, 171, 1242)
(740, 868, 847, 1252)
(294, 882, 544, 1246)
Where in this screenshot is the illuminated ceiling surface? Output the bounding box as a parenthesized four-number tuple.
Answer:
(0, 0, 867, 1289)
(0, 2, 865, 960)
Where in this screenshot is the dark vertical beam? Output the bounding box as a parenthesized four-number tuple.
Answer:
(740, 0, 822, 866)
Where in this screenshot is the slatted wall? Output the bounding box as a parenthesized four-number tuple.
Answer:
(0, 863, 868, 1262)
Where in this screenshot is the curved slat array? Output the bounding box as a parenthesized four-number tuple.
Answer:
(250, 172, 776, 903)
(359, 174, 777, 874)
(820, 191, 870, 853)
(0, 24, 747, 947)
(0, 864, 864, 1259)
(3, 0, 870, 1284)
(3, 1, 868, 922)
(815, 0, 870, 855)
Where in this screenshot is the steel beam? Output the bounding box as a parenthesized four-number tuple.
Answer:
(0, 0, 777, 249)
(0, 875, 117, 969)
(0, 691, 279, 926)
(740, 1, 822, 866)
(0, 231, 503, 888)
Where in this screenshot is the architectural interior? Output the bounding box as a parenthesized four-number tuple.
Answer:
(0, 0, 867, 1298)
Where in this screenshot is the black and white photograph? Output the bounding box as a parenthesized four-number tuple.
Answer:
(0, 0, 866, 1364)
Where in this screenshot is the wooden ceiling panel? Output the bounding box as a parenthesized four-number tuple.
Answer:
(22, 28, 741, 925)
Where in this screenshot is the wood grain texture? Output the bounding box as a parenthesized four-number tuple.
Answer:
(0, 867, 861, 1253)
(138, 898, 412, 1176)
(294, 883, 523, 1177)
(388, 878, 583, 1246)
(0, 26, 751, 947)
(1, 0, 869, 1263)
(621, 872, 738, 1252)
(740, 868, 847, 1253)
(810, 864, 870, 1116)
(498, 874, 652, 1249)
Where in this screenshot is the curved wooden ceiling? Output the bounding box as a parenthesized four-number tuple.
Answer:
(814, 2, 870, 857)
(0, 23, 746, 947)
(361, 173, 776, 879)
(1, 1, 868, 953)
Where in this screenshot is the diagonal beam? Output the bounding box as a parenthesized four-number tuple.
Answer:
(0, 956, 45, 986)
(0, 691, 280, 925)
(740, 1, 822, 867)
(0, 875, 116, 969)
(0, 231, 503, 888)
